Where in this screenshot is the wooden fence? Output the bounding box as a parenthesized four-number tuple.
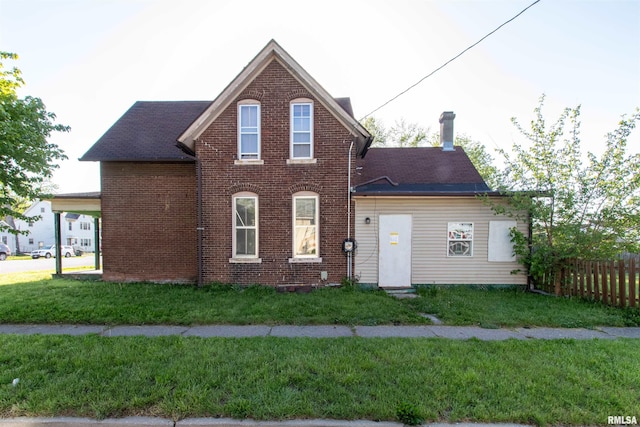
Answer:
(547, 257, 640, 308)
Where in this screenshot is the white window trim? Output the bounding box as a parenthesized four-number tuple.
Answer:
(447, 222, 474, 257)
(292, 191, 320, 259)
(237, 101, 261, 161)
(290, 100, 314, 160)
(232, 192, 259, 260)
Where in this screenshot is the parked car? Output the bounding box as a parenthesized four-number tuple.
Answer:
(31, 245, 75, 259)
(0, 243, 10, 261)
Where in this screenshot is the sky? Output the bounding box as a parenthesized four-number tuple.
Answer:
(1, 0, 639, 194)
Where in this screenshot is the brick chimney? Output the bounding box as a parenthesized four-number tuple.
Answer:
(439, 111, 456, 151)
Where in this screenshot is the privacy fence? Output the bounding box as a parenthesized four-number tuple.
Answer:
(537, 256, 640, 309)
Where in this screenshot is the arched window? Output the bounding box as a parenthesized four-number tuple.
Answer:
(237, 100, 261, 160)
(233, 192, 258, 258)
(292, 191, 319, 258)
(290, 99, 313, 160)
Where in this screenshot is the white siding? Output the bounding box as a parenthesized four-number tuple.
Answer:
(354, 196, 528, 286)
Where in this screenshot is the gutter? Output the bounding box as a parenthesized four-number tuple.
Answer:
(352, 191, 505, 197)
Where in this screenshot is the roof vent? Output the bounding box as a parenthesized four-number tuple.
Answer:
(439, 111, 456, 151)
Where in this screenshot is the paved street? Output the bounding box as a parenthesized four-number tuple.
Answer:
(0, 255, 99, 274)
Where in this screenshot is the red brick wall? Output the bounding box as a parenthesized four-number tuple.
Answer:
(100, 162, 197, 283)
(196, 59, 357, 285)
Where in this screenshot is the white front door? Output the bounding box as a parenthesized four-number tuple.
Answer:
(378, 214, 412, 288)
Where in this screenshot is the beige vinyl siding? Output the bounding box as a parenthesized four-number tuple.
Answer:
(354, 196, 528, 286)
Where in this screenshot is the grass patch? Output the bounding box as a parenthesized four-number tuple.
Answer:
(0, 334, 638, 425)
(6, 255, 33, 261)
(0, 267, 96, 286)
(0, 279, 426, 326)
(1, 276, 638, 327)
(408, 286, 640, 328)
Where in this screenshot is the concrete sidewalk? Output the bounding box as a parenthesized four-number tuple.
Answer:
(0, 323, 639, 340)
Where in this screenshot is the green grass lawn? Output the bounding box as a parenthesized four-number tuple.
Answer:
(1, 334, 638, 425)
(0, 278, 426, 325)
(407, 286, 640, 328)
(0, 277, 639, 327)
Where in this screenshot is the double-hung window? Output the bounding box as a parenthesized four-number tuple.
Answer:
(238, 103, 260, 160)
(293, 192, 319, 258)
(233, 193, 258, 258)
(290, 101, 313, 159)
(447, 222, 473, 257)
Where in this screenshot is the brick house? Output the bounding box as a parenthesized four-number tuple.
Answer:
(82, 40, 526, 287)
(81, 40, 372, 285)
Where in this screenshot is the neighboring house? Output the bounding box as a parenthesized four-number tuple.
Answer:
(80, 40, 525, 286)
(0, 220, 15, 253)
(14, 200, 96, 254)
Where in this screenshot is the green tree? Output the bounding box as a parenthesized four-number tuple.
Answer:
(362, 117, 429, 147)
(0, 52, 69, 233)
(493, 95, 640, 287)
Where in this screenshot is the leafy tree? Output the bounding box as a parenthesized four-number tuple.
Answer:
(362, 117, 429, 147)
(492, 95, 640, 287)
(0, 52, 69, 233)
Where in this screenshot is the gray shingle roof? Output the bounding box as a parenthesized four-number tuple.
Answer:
(80, 101, 211, 162)
(81, 98, 358, 162)
(354, 147, 492, 195)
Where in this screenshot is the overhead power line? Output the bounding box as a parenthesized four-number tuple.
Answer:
(360, 0, 542, 120)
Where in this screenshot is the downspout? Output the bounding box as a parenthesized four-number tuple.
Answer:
(347, 140, 354, 280)
(196, 157, 204, 287)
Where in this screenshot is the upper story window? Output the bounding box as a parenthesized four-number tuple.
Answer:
(290, 100, 313, 159)
(238, 102, 260, 160)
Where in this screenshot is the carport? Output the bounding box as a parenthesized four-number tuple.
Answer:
(47, 192, 101, 276)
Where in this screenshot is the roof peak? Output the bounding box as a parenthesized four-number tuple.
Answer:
(177, 40, 370, 154)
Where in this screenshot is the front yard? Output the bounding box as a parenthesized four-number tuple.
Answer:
(1, 334, 639, 425)
(0, 276, 638, 327)
(1, 276, 639, 425)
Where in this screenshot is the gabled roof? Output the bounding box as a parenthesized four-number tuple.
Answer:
(177, 39, 371, 156)
(354, 147, 494, 196)
(80, 101, 211, 162)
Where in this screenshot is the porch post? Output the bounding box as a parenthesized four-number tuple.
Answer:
(94, 217, 101, 270)
(54, 212, 62, 275)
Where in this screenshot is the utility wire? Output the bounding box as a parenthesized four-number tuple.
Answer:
(360, 0, 542, 121)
